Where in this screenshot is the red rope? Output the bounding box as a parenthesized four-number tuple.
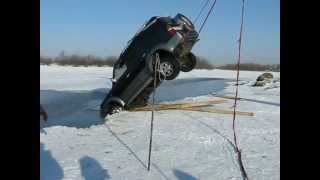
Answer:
(232, 0, 249, 179)
(147, 53, 161, 171)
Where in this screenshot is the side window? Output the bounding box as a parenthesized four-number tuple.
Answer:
(113, 59, 127, 81)
(120, 17, 159, 56)
(132, 16, 159, 40)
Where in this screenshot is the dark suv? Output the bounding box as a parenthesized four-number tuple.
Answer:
(100, 13, 199, 117)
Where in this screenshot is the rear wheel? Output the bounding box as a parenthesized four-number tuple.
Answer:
(152, 53, 180, 80)
(180, 52, 197, 72)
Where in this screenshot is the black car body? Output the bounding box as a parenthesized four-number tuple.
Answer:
(100, 13, 199, 117)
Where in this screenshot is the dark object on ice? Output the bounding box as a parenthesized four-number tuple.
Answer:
(253, 72, 274, 87)
(256, 72, 273, 81)
(253, 81, 266, 87)
(100, 13, 199, 118)
(40, 104, 48, 121)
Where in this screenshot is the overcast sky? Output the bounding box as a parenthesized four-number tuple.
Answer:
(41, 0, 279, 65)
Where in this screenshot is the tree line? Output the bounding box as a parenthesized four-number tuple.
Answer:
(40, 54, 279, 71)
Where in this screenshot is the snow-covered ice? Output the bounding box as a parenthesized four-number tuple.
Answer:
(40, 65, 280, 180)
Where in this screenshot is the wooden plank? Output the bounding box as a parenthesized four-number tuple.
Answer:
(129, 99, 254, 116)
(131, 106, 253, 116)
(182, 107, 254, 116)
(130, 99, 227, 111)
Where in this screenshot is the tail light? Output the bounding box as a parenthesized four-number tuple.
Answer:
(167, 27, 177, 36)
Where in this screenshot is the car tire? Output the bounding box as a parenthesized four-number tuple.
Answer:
(180, 52, 197, 72)
(100, 101, 123, 118)
(152, 54, 180, 80)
